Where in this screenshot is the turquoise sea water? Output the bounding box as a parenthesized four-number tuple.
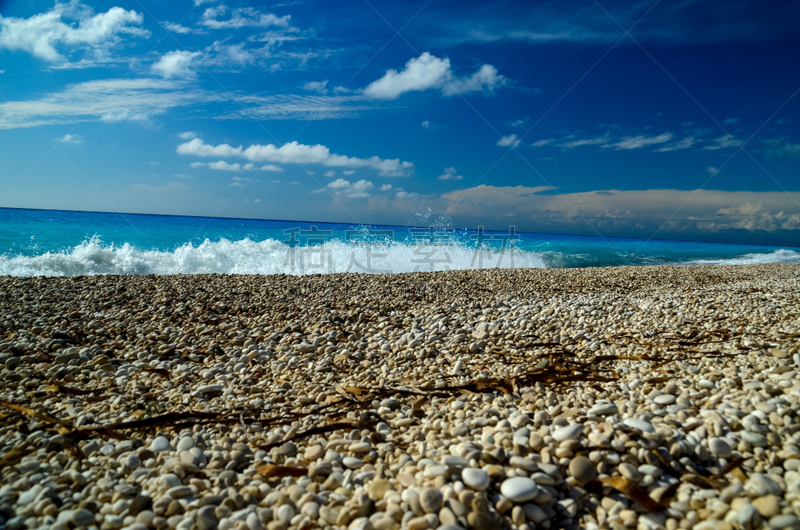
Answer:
(1, 207, 798, 276)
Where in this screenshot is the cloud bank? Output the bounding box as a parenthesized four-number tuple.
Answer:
(0, 1, 148, 62)
(177, 138, 414, 176)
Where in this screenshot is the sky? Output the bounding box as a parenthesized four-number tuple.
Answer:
(1, 0, 800, 246)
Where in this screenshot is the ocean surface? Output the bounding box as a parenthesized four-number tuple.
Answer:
(1, 207, 799, 276)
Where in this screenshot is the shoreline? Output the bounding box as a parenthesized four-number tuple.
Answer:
(1, 263, 799, 530)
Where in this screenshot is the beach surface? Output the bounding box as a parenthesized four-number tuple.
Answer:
(1, 264, 800, 530)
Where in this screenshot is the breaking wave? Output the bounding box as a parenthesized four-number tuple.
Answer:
(0, 236, 547, 277)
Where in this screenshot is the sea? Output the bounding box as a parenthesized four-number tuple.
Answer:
(1, 207, 799, 277)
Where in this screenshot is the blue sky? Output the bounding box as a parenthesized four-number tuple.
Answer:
(1, 0, 800, 246)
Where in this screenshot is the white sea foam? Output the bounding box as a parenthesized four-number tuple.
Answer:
(679, 249, 800, 266)
(0, 236, 547, 277)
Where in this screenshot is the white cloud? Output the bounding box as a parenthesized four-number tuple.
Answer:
(612, 132, 673, 150)
(362, 52, 506, 100)
(380, 184, 393, 191)
(260, 164, 283, 172)
(343, 170, 356, 175)
(200, 4, 290, 29)
(152, 50, 201, 79)
(324, 170, 336, 177)
(497, 134, 521, 148)
(509, 118, 529, 128)
(0, 78, 211, 129)
(421, 120, 430, 129)
(706, 166, 719, 176)
(304, 80, 328, 94)
(56, 133, 82, 144)
(0, 1, 148, 63)
(190, 160, 243, 171)
(437, 167, 463, 181)
(531, 139, 551, 147)
(177, 137, 414, 177)
(441, 64, 505, 96)
(703, 134, 743, 150)
(656, 136, 696, 152)
(178, 131, 197, 140)
(559, 136, 609, 149)
(315, 178, 374, 199)
(152, 41, 259, 79)
(162, 22, 195, 34)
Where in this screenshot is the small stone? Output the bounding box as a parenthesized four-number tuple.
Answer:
(709, 437, 733, 458)
(150, 436, 172, 453)
(551, 425, 582, 442)
(653, 394, 676, 405)
(166, 486, 193, 499)
(568, 456, 596, 484)
(276, 442, 297, 457)
(276, 504, 295, 524)
(176, 437, 195, 451)
(500, 477, 538, 503)
(70, 508, 96, 526)
(348, 517, 373, 530)
(342, 456, 363, 469)
(128, 495, 153, 516)
(588, 403, 618, 416)
(623, 418, 654, 433)
(461, 468, 490, 491)
(769, 515, 800, 530)
(741, 431, 768, 446)
(197, 506, 218, 530)
(246, 511, 265, 530)
(419, 488, 443, 513)
(737, 503, 762, 530)
(618, 463, 641, 481)
(752, 495, 781, 518)
(304, 445, 324, 461)
(466, 511, 494, 530)
(522, 504, 548, 525)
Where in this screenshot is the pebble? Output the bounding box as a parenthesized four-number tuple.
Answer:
(461, 468, 490, 491)
(150, 436, 172, 453)
(552, 424, 582, 442)
(419, 488, 443, 513)
(709, 437, 733, 457)
(500, 477, 539, 503)
(588, 403, 618, 416)
(623, 418, 655, 433)
(568, 456, 596, 484)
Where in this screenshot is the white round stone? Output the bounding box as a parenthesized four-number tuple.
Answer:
(342, 456, 363, 469)
(552, 424, 582, 442)
(500, 477, 539, 503)
(588, 403, 618, 416)
(461, 468, 490, 491)
(741, 431, 768, 446)
(150, 436, 171, 454)
(623, 418, 655, 433)
(653, 394, 676, 405)
(709, 437, 733, 457)
(176, 436, 195, 451)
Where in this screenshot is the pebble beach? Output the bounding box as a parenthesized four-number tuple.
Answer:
(1, 264, 800, 530)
